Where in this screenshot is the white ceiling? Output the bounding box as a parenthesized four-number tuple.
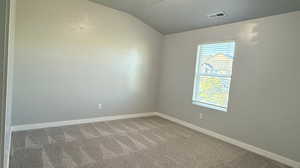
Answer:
(90, 0, 300, 34)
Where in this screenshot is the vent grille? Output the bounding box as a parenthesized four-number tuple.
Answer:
(208, 11, 226, 18)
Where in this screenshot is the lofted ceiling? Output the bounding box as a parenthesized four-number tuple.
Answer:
(90, 0, 300, 34)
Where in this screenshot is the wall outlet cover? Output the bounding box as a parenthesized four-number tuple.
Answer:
(199, 113, 203, 119)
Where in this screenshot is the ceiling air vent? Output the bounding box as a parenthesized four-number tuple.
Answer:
(208, 11, 226, 18)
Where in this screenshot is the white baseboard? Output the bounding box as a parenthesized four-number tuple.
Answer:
(12, 112, 156, 132)
(155, 112, 300, 168)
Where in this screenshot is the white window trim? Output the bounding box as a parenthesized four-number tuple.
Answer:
(192, 41, 236, 112)
(192, 101, 227, 112)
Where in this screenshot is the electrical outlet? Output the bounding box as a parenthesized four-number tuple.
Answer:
(199, 113, 203, 119)
(98, 104, 102, 110)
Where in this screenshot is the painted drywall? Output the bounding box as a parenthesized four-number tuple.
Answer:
(12, 0, 163, 125)
(158, 11, 300, 162)
(0, 0, 11, 167)
(0, 0, 7, 166)
(4, 0, 15, 167)
(92, 0, 300, 34)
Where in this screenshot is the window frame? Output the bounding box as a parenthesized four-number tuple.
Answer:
(192, 40, 236, 112)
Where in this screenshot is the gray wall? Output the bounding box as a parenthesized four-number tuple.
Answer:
(12, 0, 163, 125)
(0, 0, 6, 166)
(158, 11, 300, 162)
(0, 0, 10, 167)
(4, 0, 15, 167)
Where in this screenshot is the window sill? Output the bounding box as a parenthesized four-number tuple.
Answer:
(192, 102, 227, 112)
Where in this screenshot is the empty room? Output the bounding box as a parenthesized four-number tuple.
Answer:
(0, 0, 299, 168)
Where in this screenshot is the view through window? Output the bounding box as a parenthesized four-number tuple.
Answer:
(193, 41, 235, 111)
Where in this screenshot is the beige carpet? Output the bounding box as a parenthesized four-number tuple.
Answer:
(10, 116, 290, 168)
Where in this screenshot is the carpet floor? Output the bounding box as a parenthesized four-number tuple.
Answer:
(10, 116, 290, 168)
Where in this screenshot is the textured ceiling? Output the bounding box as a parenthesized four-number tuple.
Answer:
(90, 0, 300, 34)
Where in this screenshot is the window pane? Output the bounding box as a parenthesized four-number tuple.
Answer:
(193, 41, 235, 111)
(199, 42, 235, 76)
(197, 76, 231, 108)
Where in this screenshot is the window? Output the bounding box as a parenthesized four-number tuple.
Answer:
(192, 41, 235, 112)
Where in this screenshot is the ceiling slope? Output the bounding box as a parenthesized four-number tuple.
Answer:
(90, 0, 300, 34)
